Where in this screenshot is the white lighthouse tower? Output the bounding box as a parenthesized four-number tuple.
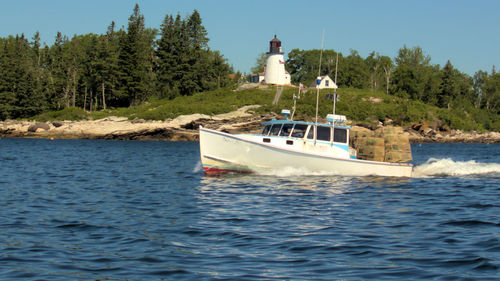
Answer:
(264, 35, 291, 85)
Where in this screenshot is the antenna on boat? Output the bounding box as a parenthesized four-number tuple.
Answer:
(331, 52, 339, 144)
(314, 29, 325, 144)
(315, 29, 325, 125)
(333, 52, 339, 115)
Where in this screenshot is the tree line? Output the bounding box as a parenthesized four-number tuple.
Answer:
(0, 4, 234, 120)
(282, 47, 499, 115)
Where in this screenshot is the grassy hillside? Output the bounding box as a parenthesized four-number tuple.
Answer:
(34, 85, 500, 132)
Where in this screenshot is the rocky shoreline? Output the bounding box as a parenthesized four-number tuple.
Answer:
(1, 105, 499, 143)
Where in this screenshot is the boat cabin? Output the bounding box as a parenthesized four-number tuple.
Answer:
(261, 121, 348, 143)
(258, 118, 353, 159)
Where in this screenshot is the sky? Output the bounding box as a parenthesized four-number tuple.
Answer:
(1, 0, 499, 75)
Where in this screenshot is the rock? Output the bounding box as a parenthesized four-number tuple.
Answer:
(52, 121, 64, 127)
(131, 118, 146, 124)
(383, 118, 394, 126)
(421, 127, 434, 137)
(411, 122, 426, 132)
(27, 122, 50, 132)
(168, 114, 213, 129)
(235, 83, 260, 91)
(214, 105, 260, 120)
(96, 116, 128, 122)
(369, 97, 384, 103)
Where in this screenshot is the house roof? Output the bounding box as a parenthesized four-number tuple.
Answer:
(308, 75, 338, 88)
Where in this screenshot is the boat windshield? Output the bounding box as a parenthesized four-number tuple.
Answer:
(269, 124, 282, 136)
(307, 125, 330, 141)
(317, 126, 331, 141)
(262, 125, 271, 135)
(291, 124, 307, 138)
(334, 128, 347, 143)
(279, 123, 294, 137)
(306, 125, 348, 143)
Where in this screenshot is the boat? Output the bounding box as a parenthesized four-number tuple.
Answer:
(199, 111, 413, 177)
(199, 35, 413, 177)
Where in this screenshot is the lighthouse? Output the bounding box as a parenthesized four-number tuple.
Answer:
(264, 35, 291, 85)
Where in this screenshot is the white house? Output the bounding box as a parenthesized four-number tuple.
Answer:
(310, 75, 338, 89)
(249, 71, 265, 83)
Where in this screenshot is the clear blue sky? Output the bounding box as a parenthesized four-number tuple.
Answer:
(1, 0, 499, 75)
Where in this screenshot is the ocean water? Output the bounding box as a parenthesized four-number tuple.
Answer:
(0, 138, 499, 280)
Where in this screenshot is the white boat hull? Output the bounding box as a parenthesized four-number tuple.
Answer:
(199, 127, 413, 177)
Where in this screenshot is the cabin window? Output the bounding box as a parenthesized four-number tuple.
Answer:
(334, 128, 347, 143)
(307, 126, 315, 139)
(325, 80, 329, 87)
(317, 126, 331, 141)
(262, 125, 271, 135)
(291, 124, 307, 138)
(279, 123, 294, 137)
(269, 124, 282, 136)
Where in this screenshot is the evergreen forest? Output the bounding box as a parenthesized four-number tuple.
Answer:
(0, 4, 499, 131)
(0, 4, 234, 120)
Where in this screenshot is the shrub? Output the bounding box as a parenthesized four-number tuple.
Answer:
(35, 107, 89, 121)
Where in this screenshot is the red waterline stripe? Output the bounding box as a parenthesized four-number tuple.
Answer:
(203, 166, 252, 176)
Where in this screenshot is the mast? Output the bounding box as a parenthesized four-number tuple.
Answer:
(314, 30, 325, 143)
(315, 31, 324, 125)
(332, 52, 339, 145)
(291, 88, 299, 120)
(332, 52, 339, 115)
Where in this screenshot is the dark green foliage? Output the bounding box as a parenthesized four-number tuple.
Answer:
(0, 4, 234, 120)
(283, 44, 497, 130)
(116, 4, 157, 106)
(155, 10, 232, 99)
(0, 34, 46, 119)
(35, 107, 89, 122)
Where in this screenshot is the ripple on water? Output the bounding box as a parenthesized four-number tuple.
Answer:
(0, 140, 499, 280)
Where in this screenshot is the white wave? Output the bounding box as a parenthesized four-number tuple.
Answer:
(254, 166, 345, 177)
(192, 160, 203, 173)
(412, 158, 500, 178)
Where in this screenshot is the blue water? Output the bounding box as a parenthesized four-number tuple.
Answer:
(1, 139, 499, 280)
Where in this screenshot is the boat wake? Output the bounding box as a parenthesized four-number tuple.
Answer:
(254, 166, 342, 177)
(192, 160, 203, 173)
(412, 158, 500, 178)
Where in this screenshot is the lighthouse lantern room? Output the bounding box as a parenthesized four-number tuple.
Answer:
(264, 35, 291, 85)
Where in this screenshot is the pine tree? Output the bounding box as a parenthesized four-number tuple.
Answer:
(0, 38, 16, 119)
(47, 32, 68, 110)
(439, 60, 459, 109)
(92, 22, 120, 109)
(156, 14, 180, 99)
(117, 4, 155, 106)
(9, 34, 41, 117)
